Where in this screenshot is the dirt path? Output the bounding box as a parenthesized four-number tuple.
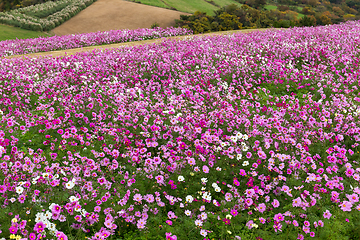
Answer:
(51, 0, 190, 36)
(6, 28, 280, 59)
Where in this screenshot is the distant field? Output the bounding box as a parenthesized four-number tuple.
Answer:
(265, 4, 305, 19)
(0, 24, 51, 41)
(298, 12, 304, 18)
(130, 0, 242, 15)
(264, 4, 277, 10)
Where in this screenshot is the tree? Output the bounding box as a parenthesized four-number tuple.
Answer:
(319, 14, 332, 25)
(245, 0, 266, 9)
(333, 6, 345, 15)
(343, 13, 356, 20)
(299, 15, 317, 26)
(308, 0, 318, 7)
(217, 12, 242, 31)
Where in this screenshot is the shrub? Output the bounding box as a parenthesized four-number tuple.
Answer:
(151, 22, 160, 29)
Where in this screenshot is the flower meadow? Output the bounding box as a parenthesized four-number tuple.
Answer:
(0, 27, 193, 57)
(1, 21, 360, 240)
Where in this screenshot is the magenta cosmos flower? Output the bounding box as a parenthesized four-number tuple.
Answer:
(34, 222, 45, 233)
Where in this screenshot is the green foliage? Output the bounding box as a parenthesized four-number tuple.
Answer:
(299, 15, 316, 26)
(176, 3, 303, 33)
(0, 23, 50, 41)
(150, 22, 160, 29)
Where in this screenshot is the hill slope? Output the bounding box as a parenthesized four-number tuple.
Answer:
(128, 0, 242, 15)
(51, 0, 190, 36)
(0, 24, 51, 41)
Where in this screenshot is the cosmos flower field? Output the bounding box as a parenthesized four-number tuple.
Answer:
(1, 21, 360, 240)
(0, 27, 192, 57)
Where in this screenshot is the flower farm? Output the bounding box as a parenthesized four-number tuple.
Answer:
(1, 20, 360, 240)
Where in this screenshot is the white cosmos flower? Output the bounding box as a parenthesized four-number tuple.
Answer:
(215, 187, 221, 192)
(48, 223, 57, 231)
(44, 211, 52, 219)
(195, 219, 203, 226)
(69, 196, 79, 202)
(65, 181, 75, 189)
(16, 186, 24, 194)
(201, 178, 208, 183)
(81, 209, 88, 217)
(242, 161, 249, 166)
(204, 194, 212, 201)
(212, 183, 218, 188)
(185, 210, 191, 216)
(186, 195, 194, 203)
(49, 203, 56, 210)
(178, 176, 185, 182)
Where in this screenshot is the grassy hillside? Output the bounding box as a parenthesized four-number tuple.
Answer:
(129, 0, 242, 15)
(130, 0, 360, 22)
(0, 24, 51, 41)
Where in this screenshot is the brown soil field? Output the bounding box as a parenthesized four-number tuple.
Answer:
(51, 0, 191, 36)
(7, 28, 281, 59)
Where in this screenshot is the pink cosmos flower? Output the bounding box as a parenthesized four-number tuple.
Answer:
(133, 193, 142, 202)
(272, 199, 280, 208)
(257, 203, 266, 213)
(165, 232, 177, 240)
(56, 232, 68, 240)
(29, 233, 37, 240)
(0, 185, 6, 193)
(339, 201, 353, 211)
(292, 197, 302, 207)
(257, 150, 266, 159)
(233, 178, 240, 186)
(347, 193, 359, 203)
(155, 175, 164, 184)
(274, 213, 284, 222)
(74, 215, 82, 222)
(323, 210, 332, 219)
(52, 204, 61, 214)
(318, 220, 324, 227)
(302, 226, 310, 234)
(34, 222, 45, 233)
(230, 209, 238, 216)
(345, 168, 355, 177)
(202, 165, 209, 173)
(246, 220, 254, 229)
(223, 218, 231, 225)
(9, 226, 17, 234)
(245, 198, 253, 206)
